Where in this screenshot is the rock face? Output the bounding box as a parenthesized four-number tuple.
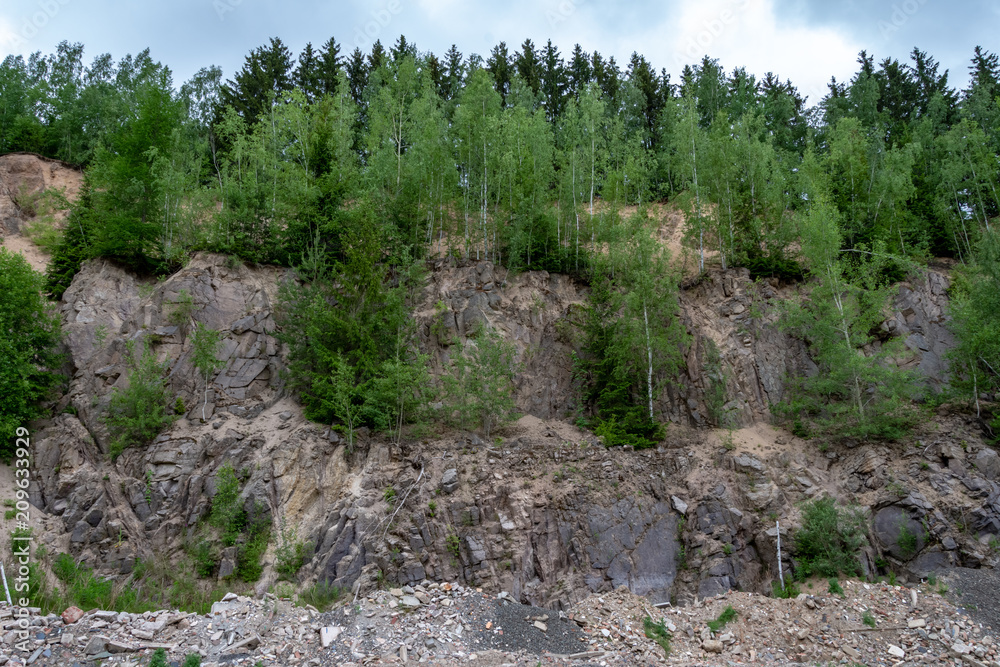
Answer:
(24, 251, 999, 614)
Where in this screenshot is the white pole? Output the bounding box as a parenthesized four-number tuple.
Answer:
(1, 562, 12, 606)
(776, 521, 785, 592)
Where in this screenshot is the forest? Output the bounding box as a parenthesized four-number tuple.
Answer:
(1, 35, 1000, 451)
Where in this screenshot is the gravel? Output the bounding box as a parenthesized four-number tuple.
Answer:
(940, 566, 1000, 633)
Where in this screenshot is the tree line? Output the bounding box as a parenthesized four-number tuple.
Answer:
(1, 36, 999, 446)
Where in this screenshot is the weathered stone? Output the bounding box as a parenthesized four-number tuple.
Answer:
(440, 469, 459, 494)
(733, 453, 764, 472)
(320, 626, 343, 648)
(702, 639, 724, 653)
(465, 536, 487, 564)
(84, 636, 109, 655)
(61, 606, 84, 624)
(873, 506, 925, 561)
(975, 448, 1000, 481)
(218, 547, 237, 579)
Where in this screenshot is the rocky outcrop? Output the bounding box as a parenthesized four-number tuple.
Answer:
(24, 250, 998, 616)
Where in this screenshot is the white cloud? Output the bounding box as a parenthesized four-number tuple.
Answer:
(657, 0, 861, 102)
(0, 14, 26, 54)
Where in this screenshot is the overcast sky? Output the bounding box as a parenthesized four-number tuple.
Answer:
(1, 0, 997, 106)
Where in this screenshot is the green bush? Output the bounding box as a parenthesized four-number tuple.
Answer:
(191, 540, 217, 578)
(274, 522, 312, 581)
(643, 616, 672, 656)
(444, 326, 521, 437)
(207, 465, 270, 583)
(182, 654, 202, 667)
(210, 463, 243, 546)
(771, 580, 800, 599)
(148, 647, 168, 667)
(706, 605, 737, 633)
(298, 580, 344, 611)
(0, 248, 63, 458)
(103, 341, 174, 459)
(794, 497, 868, 578)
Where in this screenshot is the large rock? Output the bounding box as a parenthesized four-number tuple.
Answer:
(974, 448, 1000, 482)
(873, 506, 926, 561)
(584, 500, 679, 604)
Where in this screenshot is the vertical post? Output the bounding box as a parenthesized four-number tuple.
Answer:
(776, 521, 785, 592)
(1, 562, 12, 606)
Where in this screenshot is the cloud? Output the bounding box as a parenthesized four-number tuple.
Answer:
(657, 0, 862, 102)
(0, 15, 21, 52)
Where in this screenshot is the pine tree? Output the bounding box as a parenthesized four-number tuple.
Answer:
(486, 42, 513, 105)
(318, 37, 343, 96)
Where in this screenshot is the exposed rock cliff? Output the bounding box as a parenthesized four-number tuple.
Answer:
(22, 248, 993, 615)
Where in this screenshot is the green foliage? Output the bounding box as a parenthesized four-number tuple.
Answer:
(777, 200, 920, 440)
(210, 463, 243, 546)
(948, 229, 1000, 407)
(794, 497, 868, 578)
(182, 654, 202, 667)
(234, 516, 270, 582)
(862, 610, 876, 628)
(574, 213, 686, 448)
(274, 521, 312, 581)
(706, 605, 737, 633)
(276, 209, 430, 445)
(191, 540, 217, 578)
(207, 464, 270, 582)
(298, 580, 344, 611)
(190, 323, 224, 421)
(771, 580, 801, 599)
(444, 326, 521, 438)
(898, 522, 918, 559)
(103, 341, 174, 459)
(643, 616, 672, 656)
(0, 249, 63, 458)
(148, 648, 169, 667)
(167, 289, 196, 338)
(446, 532, 461, 558)
(828, 578, 844, 596)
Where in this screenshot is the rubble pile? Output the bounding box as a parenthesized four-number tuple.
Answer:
(0, 577, 997, 666)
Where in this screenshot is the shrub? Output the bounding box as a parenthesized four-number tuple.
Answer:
(443, 326, 521, 437)
(643, 616, 672, 656)
(191, 540, 217, 578)
(706, 605, 737, 633)
(103, 341, 174, 459)
(828, 578, 844, 596)
(862, 610, 876, 628)
(794, 497, 868, 578)
(898, 522, 918, 559)
(182, 654, 202, 667)
(274, 521, 312, 581)
(0, 249, 63, 458)
(148, 648, 168, 667)
(298, 580, 344, 611)
(209, 463, 242, 546)
(771, 580, 800, 599)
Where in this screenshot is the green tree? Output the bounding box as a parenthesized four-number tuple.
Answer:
(778, 199, 919, 439)
(948, 229, 1000, 416)
(103, 341, 174, 459)
(446, 327, 520, 438)
(190, 324, 224, 421)
(0, 249, 63, 457)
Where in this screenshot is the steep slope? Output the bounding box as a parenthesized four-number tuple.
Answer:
(21, 251, 993, 623)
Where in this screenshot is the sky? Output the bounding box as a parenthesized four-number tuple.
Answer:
(0, 0, 997, 106)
